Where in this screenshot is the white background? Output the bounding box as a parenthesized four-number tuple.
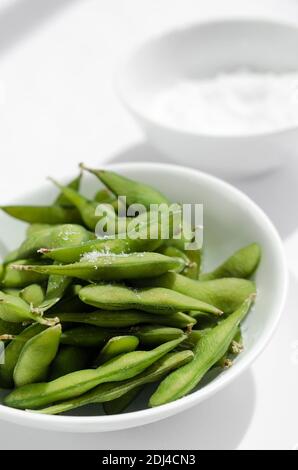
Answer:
(0, 0, 298, 450)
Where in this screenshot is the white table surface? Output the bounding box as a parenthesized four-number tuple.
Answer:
(0, 0, 298, 450)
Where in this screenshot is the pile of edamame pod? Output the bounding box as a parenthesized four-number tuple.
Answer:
(0, 165, 261, 415)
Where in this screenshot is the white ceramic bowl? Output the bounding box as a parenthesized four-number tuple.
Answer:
(0, 162, 287, 432)
(117, 19, 298, 178)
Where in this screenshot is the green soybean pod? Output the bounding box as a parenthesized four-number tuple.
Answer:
(54, 310, 196, 329)
(81, 165, 169, 209)
(32, 349, 194, 415)
(13, 252, 185, 282)
(48, 287, 89, 315)
(0, 206, 82, 225)
(13, 324, 61, 387)
(135, 272, 256, 314)
(35, 271, 72, 313)
(215, 327, 244, 369)
(0, 323, 46, 388)
(94, 188, 115, 204)
(49, 179, 101, 230)
(2, 174, 83, 227)
(79, 283, 221, 315)
(0, 291, 58, 326)
(103, 387, 142, 415)
(54, 172, 82, 206)
(158, 246, 190, 272)
(4, 336, 186, 410)
(2, 174, 83, 225)
(60, 325, 113, 348)
(4, 249, 19, 264)
(39, 221, 163, 264)
(178, 329, 212, 350)
(26, 224, 51, 237)
(200, 243, 261, 281)
(158, 245, 200, 280)
(1, 259, 49, 288)
(49, 346, 90, 381)
(149, 296, 254, 407)
(2, 288, 21, 297)
(189, 311, 218, 327)
(230, 328, 243, 354)
(134, 325, 185, 346)
(0, 318, 24, 337)
(12, 224, 92, 261)
(20, 284, 45, 307)
(94, 336, 139, 366)
(183, 248, 201, 279)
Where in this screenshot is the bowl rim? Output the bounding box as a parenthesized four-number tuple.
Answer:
(0, 161, 288, 430)
(116, 17, 298, 140)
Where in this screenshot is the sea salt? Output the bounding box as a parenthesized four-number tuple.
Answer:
(151, 70, 298, 135)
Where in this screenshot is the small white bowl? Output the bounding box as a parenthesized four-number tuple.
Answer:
(117, 19, 298, 178)
(0, 162, 287, 432)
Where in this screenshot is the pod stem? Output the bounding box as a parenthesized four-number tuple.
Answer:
(10, 264, 33, 272)
(79, 163, 95, 174)
(0, 334, 15, 340)
(48, 177, 63, 190)
(37, 248, 50, 254)
(223, 358, 233, 369)
(231, 340, 244, 355)
(30, 307, 60, 327)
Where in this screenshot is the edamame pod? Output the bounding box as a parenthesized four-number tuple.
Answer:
(200, 243, 261, 281)
(31, 349, 193, 415)
(183, 248, 201, 279)
(49, 179, 103, 230)
(50, 178, 176, 236)
(20, 284, 45, 307)
(230, 328, 243, 354)
(60, 325, 113, 347)
(39, 222, 163, 263)
(0, 323, 46, 388)
(49, 346, 89, 380)
(49, 287, 89, 315)
(135, 272, 256, 314)
(4, 336, 186, 409)
(158, 246, 190, 272)
(134, 325, 185, 346)
(13, 253, 185, 282)
(81, 165, 169, 209)
(158, 245, 200, 280)
(149, 296, 254, 407)
(103, 387, 142, 415)
(3, 175, 83, 227)
(0, 318, 24, 337)
(53, 309, 196, 329)
(11, 224, 93, 261)
(79, 283, 222, 315)
(13, 324, 61, 387)
(178, 329, 212, 350)
(94, 336, 139, 366)
(0, 291, 58, 326)
(1, 259, 49, 288)
(189, 311, 217, 326)
(215, 328, 244, 369)
(0, 205, 81, 225)
(26, 224, 51, 237)
(54, 173, 82, 206)
(35, 272, 72, 313)
(94, 188, 115, 204)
